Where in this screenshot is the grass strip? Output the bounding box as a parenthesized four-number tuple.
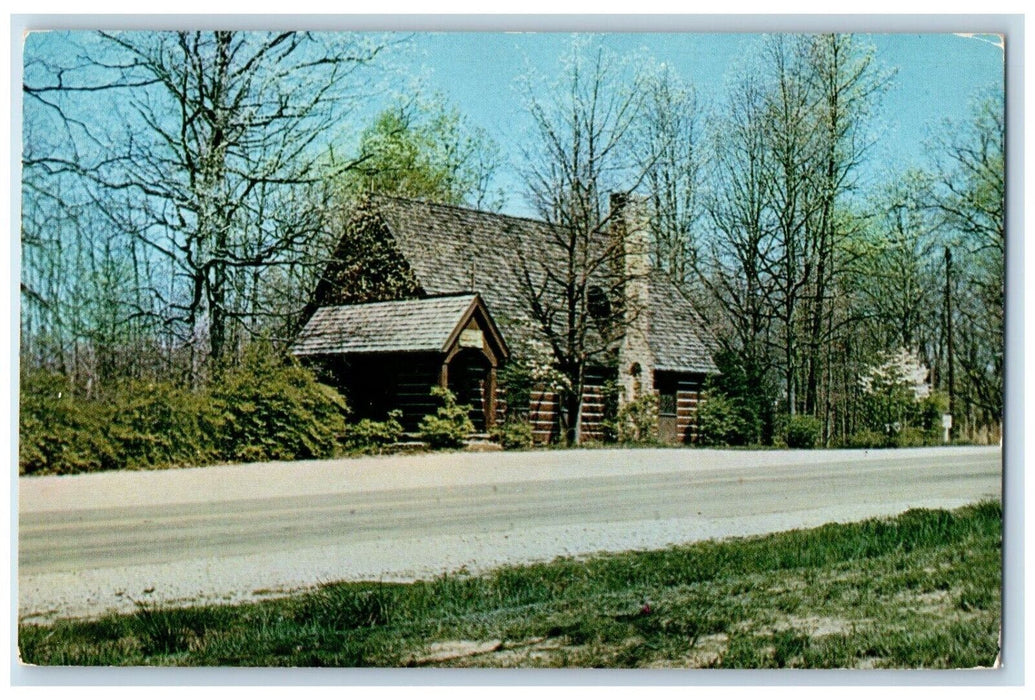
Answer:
(19, 501, 1002, 668)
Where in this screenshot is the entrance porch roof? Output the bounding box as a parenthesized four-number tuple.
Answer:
(291, 293, 508, 362)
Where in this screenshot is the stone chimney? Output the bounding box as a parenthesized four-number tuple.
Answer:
(610, 192, 653, 404)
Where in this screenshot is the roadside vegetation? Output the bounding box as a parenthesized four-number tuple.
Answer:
(19, 502, 1001, 668)
(19, 351, 487, 476)
(18, 336, 988, 476)
(19, 345, 350, 476)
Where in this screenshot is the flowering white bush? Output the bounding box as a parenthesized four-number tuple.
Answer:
(857, 348, 937, 439)
(860, 348, 931, 400)
(522, 335, 572, 394)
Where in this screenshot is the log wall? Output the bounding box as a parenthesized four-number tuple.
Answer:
(675, 374, 706, 443)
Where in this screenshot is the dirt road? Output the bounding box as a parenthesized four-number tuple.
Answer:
(18, 446, 1001, 622)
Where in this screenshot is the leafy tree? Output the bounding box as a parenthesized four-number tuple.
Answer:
(301, 97, 504, 328)
(856, 348, 934, 440)
(339, 98, 502, 208)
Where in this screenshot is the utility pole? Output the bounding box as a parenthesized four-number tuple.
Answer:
(944, 247, 955, 441)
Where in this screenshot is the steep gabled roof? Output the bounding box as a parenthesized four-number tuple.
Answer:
(324, 194, 718, 374)
(293, 294, 483, 356)
(371, 195, 561, 335)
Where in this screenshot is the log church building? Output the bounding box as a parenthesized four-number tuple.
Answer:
(291, 192, 718, 444)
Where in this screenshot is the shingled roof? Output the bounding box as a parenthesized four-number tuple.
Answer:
(370, 195, 560, 336)
(293, 294, 482, 356)
(647, 273, 720, 374)
(315, 195, 718, 374)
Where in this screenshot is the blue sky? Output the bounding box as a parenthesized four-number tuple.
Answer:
(396, 32, 1005, 216)
(20, 30, 1006, 217)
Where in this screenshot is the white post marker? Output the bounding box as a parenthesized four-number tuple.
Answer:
(942, 413, 953, 443)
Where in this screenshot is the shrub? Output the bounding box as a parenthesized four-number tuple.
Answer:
(208, 344, 349, 462)
(895, 426, 930, 448)
(705, 349, 777, 445)
(19, 343, 352, 474)
(609, 393, 659, 444)
(843, 429, 890, 449)
(106, 380, 220, 469)
(915, 392, 948, 432)
(342, 410, 404, 453)
(418, 386, 474, 449)
(696, 394, 751, 447)
(19, 371, 118, 475)
(492, 419, 535, 450)
(784, 414, 822, 449)
(842, 425, 937, 449)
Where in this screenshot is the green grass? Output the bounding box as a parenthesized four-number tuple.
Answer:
(19, 501, 1002, 668)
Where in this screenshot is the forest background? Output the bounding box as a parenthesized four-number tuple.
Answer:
(15, 29, 1007, 472)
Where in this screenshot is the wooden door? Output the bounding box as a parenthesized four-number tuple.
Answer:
(448, 349, 489, 432)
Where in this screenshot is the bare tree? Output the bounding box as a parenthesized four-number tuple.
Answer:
(752, 34, 826, 417)
(930, 92, 1004, 432)
(634, 65, 706, 287)
(694, 34, 890, 442)
(800, 34, 893, 427)
(516, 38, 656, 444)
(698, 69, 780, 440)
(23, 30, 388, 381)
(850, 177, 942, 359)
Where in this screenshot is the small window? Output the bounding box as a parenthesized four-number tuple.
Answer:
(656, 374, 677, 416)
(659, 391, 677, 416)
(587, 285, 611, 320)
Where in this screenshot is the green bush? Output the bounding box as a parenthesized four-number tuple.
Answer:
(784, 414, 822, 449)
(418, 386, 474, 449)
(895, 426, 930, 448)
(696, 394, 752, 447)
(706, 348, 776, 445)
(209, 344, 350, 462)
(915, 392, 948, 432)
(342, 410, 404, 453)
(843, 429, 890, 449)
(106, 380, 221, 469)
(19, 344, 353, 475)
(842, 425, 937, 449)
(19, 371, 118, 475)
(492, 419, 535, 450)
